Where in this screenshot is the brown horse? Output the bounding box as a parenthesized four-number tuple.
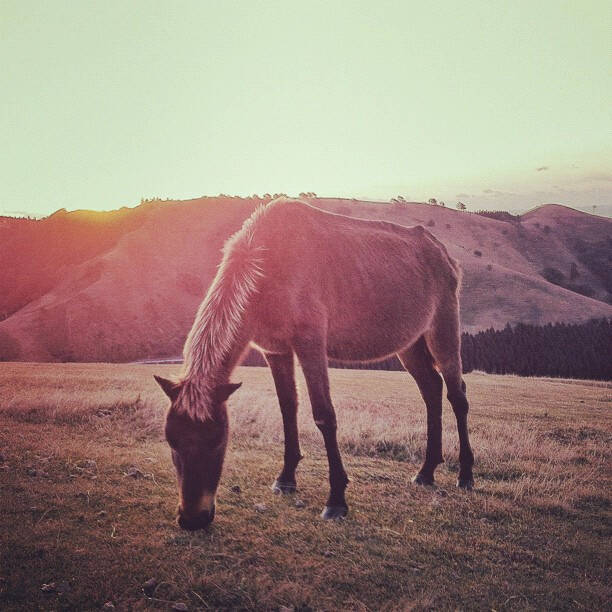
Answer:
(155, 198, 474, 530)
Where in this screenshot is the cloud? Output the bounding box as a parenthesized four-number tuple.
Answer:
(483, 188, 516, 197)
(583, 172, 612, 183)
(536, 166, 549, 172)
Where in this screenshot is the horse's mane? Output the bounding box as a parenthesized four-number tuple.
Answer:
(177, 203, 270, 420)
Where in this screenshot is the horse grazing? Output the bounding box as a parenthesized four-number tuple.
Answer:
(155, 198, 474, 530)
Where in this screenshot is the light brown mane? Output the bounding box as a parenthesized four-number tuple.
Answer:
(177, 204, 270, 419)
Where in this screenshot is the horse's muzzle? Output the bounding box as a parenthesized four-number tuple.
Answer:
(177, 505, 215, 531)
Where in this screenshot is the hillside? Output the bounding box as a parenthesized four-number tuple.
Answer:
(1, 197, 611, 362)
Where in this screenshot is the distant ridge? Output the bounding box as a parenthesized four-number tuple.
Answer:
(1, 196, 610, 362)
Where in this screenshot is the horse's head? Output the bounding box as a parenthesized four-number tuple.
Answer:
(154, 375, 241, 530)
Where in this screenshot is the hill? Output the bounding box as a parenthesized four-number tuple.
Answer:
(1, 197, 611, 361)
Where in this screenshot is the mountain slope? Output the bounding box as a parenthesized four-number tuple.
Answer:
(0, 206, 148, 320)
(1, 197, 610, 361)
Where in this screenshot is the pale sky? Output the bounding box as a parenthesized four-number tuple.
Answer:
(1, 1, 611, 217)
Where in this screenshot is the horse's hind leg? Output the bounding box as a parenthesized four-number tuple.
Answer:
(265, 351, 303, 494)
(441, 367, 474, 489)
(425, 308, 475, 490)
(398, 337, 444, 486)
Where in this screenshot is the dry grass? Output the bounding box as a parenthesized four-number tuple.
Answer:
(0, 363, 610, 610)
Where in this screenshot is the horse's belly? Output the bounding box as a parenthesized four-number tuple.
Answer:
(324, 285, 434, 361)
(326, 318, 428, 362)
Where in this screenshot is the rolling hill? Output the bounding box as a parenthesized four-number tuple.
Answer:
(1, 197, 610, 362)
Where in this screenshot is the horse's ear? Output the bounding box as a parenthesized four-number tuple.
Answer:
(214, 382, 242, 403)
(154, 375, 181, 401)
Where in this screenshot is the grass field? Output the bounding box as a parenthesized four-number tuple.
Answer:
(0, 363, 610, 611)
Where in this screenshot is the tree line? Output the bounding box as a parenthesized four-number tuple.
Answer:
(460, 318, 611, 380)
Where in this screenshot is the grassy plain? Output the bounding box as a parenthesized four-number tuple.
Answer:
(0, 363, 610, 610)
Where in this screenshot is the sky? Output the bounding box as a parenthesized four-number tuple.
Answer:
(1, 0, 611, 217)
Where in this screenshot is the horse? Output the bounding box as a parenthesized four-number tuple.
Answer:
(155, 197, 474, 530)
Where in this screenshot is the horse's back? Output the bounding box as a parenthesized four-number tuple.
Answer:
(249, 199, 461, 361)
(254, 199, 458, 293)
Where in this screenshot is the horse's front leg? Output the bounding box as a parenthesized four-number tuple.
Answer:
(265, 351, 303, 494)
(293, 337, 349, 520)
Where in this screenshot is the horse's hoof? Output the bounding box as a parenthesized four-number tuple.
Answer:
(457, 478, 474, 490)
(412, 472, 435, 486)
(321, 505, 348, 520)
(271, 480, 296, 495)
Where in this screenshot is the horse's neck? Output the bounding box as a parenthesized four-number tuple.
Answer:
(214, 326, 252, 384)
(182, 241, 262, 388)
(183, 321, 252, 389)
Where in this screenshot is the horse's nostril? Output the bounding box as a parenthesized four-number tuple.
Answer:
(176, 506, 215, 531)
